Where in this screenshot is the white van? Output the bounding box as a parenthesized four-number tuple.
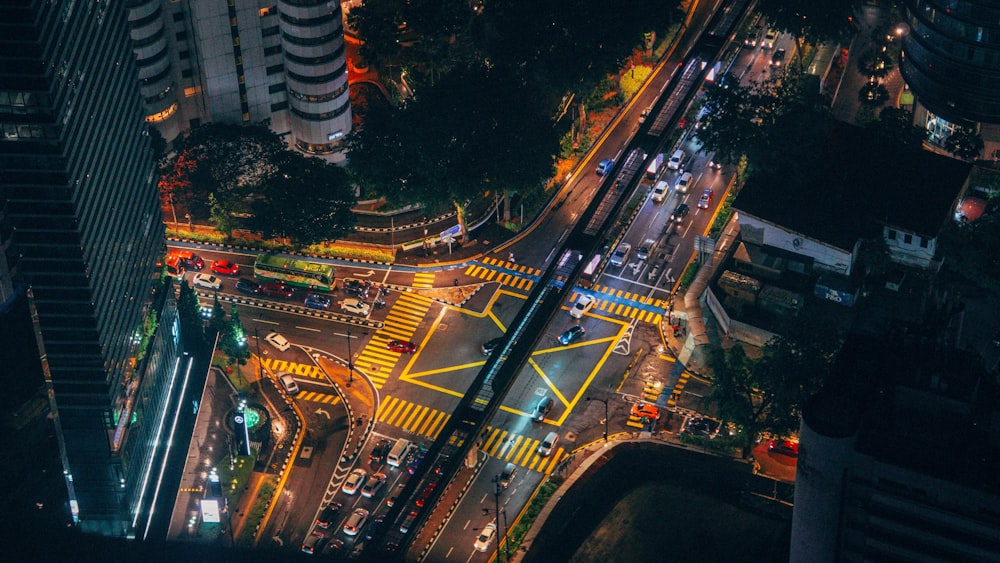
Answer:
(645, 153, 665, 181)
(386, 438, 412, 467)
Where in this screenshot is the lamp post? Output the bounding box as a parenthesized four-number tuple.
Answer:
(486, 475, 509, 563)
(586, 396, 609, 442)
(346, 326, 354, 387)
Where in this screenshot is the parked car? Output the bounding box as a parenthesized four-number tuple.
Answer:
(192, 273, 222, 291)
(261, 281, 295, 299)
(315, 502, 343, 529)
(277, 372, 299, 395)
(342, 508, 369, 536)
(236, 278, 261, 295)
(341, 468, 367, 495)
(609, 242, 631, 267)
(341, 297, 371, 316)
(304, 293, 331, 310)
(570, 294, 597, 319)
(482, 336, 504, 356)
(537, 431, 559, 456)
(361, 472, 386, 498)
(210, 259, 239, 276)
(531, 395, 553, 422)
(264, 332, 291, 352)
(675, 171, 693, 193)
(769, 439, 799, 457)
(558, 325, 586, 346)
(474, 523, 497, 552)
(595, 158, 614, 176)
(698, 188, 714, 209)
(670, 203, 690, 223)
(387, 340, 417, 353)
(667, 149, 685, 171)
(631, 403, 661, 420)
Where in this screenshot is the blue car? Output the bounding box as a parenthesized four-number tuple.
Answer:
(558, 325, 586, 345)
(304, 293, 330, 310)
(596, 158, 614, 176)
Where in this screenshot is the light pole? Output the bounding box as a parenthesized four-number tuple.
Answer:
(586, 396, 609, 442)
(346, 326, 354, 387)
(486, 475, 509, 563)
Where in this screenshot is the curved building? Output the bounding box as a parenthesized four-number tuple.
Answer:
(127, 0, 182, 141)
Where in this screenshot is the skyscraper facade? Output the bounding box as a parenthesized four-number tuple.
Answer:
(1, 0, 184, 537)
(129, 0, 352, 162)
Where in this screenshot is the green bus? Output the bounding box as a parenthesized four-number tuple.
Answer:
(253, 255, 336, 291)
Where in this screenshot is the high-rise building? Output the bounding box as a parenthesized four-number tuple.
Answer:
(128, 0, 352, 162)
(1, 0, 185, 537)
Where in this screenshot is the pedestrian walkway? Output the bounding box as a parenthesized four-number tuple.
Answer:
(412, 272, 436, 288)
(259, 358, 324, 379)
(353, 293, 434, 388)
(296, 390, 342, 405)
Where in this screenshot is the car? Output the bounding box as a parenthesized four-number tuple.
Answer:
(744, 27, 761, 47)
(669, 203, 690, 223)
(264, 331, 291, 352)
(698, 188, 714, 209)
(277, 372, 299, 395)
(321, 538, 345, 555)
(631, 403, 661, 420)
(595, 158, 614, 176)
(365, 514, 386, 541)
(474, 523, 497, 552)
(341, 297, 371, 316)
(609, 242, 631, 268)
(406, 447, 427, 475)
(769, 439, 799, 457)
(361, 472, 386, 498)
(192, 273, 222, 291)
(169, 250, 204, 270)
(570, 294, 597, 319)
(341, 467, 367, 495)
(415, 482, 437, 507)
(558, 325, 586, 346)
(667, 149, 685, 171)
(499, 462, 517, 488)
(685, 416, 721, 438)
(537, 431, 559, 456)
(531, 395, 553, 422)
(770, 48, 786, 67)
(638, 106, 652, 124)
(386, 483, 405, 507)
(636, 239, 656, 261)
(650, 180, 669, 203)
(675, 171, 693, 193)
(303, 293, 330, 310)
(261, 281, 295, 298)
(763, 28, 779, 49)
(482, 336, 504, 356)
(342, 279, 369, 297)
(342, 507, 369, 536)
(399, 510, 418, 533)
(301, 531, 327, 554)
(387, 340, 417, 353)
(210, 260, 239, 276)
(370, 438, 392, 463)
(316, 502, 343, 528)
(707, 158, 723, 170)
(235, 278, 261, 295)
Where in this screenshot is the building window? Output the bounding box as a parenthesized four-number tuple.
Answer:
(262, 26, 279, 37)
(172, 11, 184, 22)
(919, 237, 929, 248)
(242, 112, 250, 122)
(266, 64, 284, 75)
(270, 101, 289, 111)
(903, 233, 913, 245)
(175, 30, 188, 41)
(887, 229, 897, 240)
(269, 82, 286, 94)
(259, 6, 276, 17)
(181, 69, 193, 78)
(179, 50, 191, 60)
(264, 45, 282, 57)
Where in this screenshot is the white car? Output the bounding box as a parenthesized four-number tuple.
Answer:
(667, 149, 685, 171)
(264, 331, 290, 352)
(474, 522, 497, 552)
(675, 171, 693, 193)
(277, 372, 299, 395)
(192, 273, 222, 291)
(609, 242, 631, 268)
(538, 431, 559, 456)
(570, 294, 597, 319)
(342, 507, 369, 536)
(650, 180, 669, 203)
(341, 468, 367, 495)
(341, 297, 371, 316)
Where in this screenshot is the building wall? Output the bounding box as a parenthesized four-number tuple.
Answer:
(0, 0, 183, 536)
(882, 225, 938, 269)
(737, 214, 855, 276)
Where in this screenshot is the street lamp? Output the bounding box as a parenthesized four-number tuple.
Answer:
(346, 326, 354, 387)
(586, 396, 609, 442)
(486, 475, 509, 563)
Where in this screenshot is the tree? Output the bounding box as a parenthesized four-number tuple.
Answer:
(175, 280, 206, 346)
(757, 0, 860, 70)
(209, 293, 227, 336)
(939, 197, 1000, 294)
(248, 152, 358, 245)
(220, 304, 251, 367)
(347, 0, 404, 69)
(865, 107, 926, 151)
(945, 127, 984, 161)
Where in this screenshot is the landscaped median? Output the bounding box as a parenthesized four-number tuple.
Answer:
(500, 475, 564, 556)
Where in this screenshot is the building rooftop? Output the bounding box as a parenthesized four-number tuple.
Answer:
(735, 123, 972, 250)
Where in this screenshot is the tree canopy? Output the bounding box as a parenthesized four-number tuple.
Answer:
(757, 0, 859, 46)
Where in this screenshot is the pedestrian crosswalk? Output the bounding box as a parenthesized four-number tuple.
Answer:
(412, 272, 436, 288)
(297, 391, 342, 405)
(353, 293, 434, 388)
(374, 395, 567, 475)
(260, 359, 324, 379)
(464, 257, 539, 291)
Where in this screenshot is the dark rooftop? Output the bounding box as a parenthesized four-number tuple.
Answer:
(735, 122, 972, 250)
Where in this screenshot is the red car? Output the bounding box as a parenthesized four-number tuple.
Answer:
(261, 282, 295, 299)
(768, 439, 799, 457)
(415, 482, 437, 507)
(211, 260, 239, 276)
(387, 340, 417, 353)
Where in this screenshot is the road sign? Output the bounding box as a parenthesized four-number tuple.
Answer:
(440, 224, 463, 241)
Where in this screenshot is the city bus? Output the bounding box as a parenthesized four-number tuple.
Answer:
(253, 255, 336, 291)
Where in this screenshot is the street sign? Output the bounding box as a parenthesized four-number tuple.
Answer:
(440, 224, 463, 241)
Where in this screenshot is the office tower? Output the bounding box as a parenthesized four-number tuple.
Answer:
(130, 0, 352, 161)
(1, 0, 184, 537)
